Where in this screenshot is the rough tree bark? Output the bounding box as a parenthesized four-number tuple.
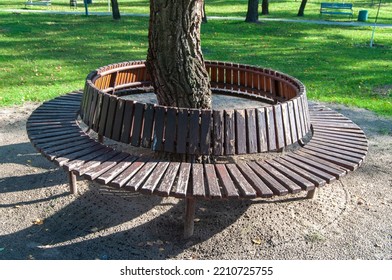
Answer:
(111, 0, 121, 20)
(146, 0, 212, 109)
(245, 0, 259, 22)
(261, 0, 269, 15)
(297, 0, 308, 17)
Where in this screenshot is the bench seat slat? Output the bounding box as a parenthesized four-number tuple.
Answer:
(96, 156, 137, 185)
(204, 164, 222, 199)
(192, 164, 205, 197)
(109, 158, 147, 188)
(84, 152, 131, 180)
(47, 141, 100, 160)
(311, 136, 368, 150)
(33, 132, 85, 144)
(125, 160, 159, 192)
(55, 145, 106, 167)
(313, 131, 368, 143)
(43, 138, 92, 154)
(293, 151, 349, 175)
(172, 162, 191, 198)
(72, 149, 121, 176)
(304, 145, 364, 164)
(236, 162, 274, 197)
(306, 142, 367, 159)
(215, 164, 239, 198)
(65, 147, 114, 172)
(274, 158, 326, 187)
(266, 160, 315, 191)
(140, 161, 170, 194)
(309, 139, 368, 155)
(226, 164, 257, 198)
(154, 162, 181, 196)
(300, 148, 358, 171)
(258, 162, 302, 194)
(247, 162, 289, 195)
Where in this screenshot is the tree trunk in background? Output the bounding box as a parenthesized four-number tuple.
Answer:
(147, 0, 212, 109)
(111, 0, 121, 20)
(245, 0, 259, 22)
(202, 1, 207, 23)
(297, 0, 308, 17)
(261, 0, 269, 15)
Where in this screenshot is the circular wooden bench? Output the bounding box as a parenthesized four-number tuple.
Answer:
(27, 61, 368, 237)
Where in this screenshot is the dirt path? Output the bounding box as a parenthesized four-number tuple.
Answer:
(0, 101, 391, 260)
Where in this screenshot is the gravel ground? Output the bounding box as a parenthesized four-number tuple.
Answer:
(0, 100, 391, 260)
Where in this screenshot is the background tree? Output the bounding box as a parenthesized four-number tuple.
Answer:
(111, 0, 121, 20)
(146, 0, 212, 109)
(245, 0, 259, 22)
(202, 1, 207, 23)
(297, 0, 308, 17)
(261, 0, 269, 15)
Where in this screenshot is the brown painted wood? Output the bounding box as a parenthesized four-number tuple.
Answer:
(84, 152, 131, 180)
(200, 110, 212, 155)
(259, 162, 302, 193)
(96, 155, 137, 184)
(204, 164, 222, 199)
(287, 101, 298, 144)
(281, 103, 292, 145)
(155, 162, 180, 196)
(152, 106, 166, 152)
(125, 160, 159, 192)
(140, 161, 170, 194)
(215, 164, 239, 198)
(131, 102, 145, 147)
(292, 98, 303, 140)
(235, 109, 247, 154)
(104, 96, 117, 138)
(55, 145, 106, 167)
(141, 103, 155, 148)
(224, 110, 235, 155)
(265, 106, 277, 151)
(212, 110, 224, 156)
(92, 92, 103, 131)
(65, 147, 113, 173)
(164, 108, 177, 153)
(109, 158, 147, 188)
(189, 109, 200, 155)
(246, 109, 258, 154)
(300, 148, 358, 171)
(111, 98, 125, 141)
(172, 162, 191, 197)
(236, 162, 273, 197)
(176, 108, 189, 154)
(256, 107, 268, 152)
(226, 164, 257, 198)
(120, 100, 135, 144)
(274, 104, 285, 149)
(192, 164, 205, 197)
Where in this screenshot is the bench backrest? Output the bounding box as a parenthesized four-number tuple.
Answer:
(81, 61, 311, 156)
(321, 3, 353, 9)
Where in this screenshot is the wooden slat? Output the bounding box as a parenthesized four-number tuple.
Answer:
(164, 108, 177, 153)
(111, 98, 125, 141)
(215, 164, 239, 198)
(224, 110, 235, 155)
(84, 152, 131, 180)
(281, 103, 292, 145)
(246, 108, 258, 154)
(96, 155, 137, 184)
(258, 162, 302, 193)
(256, 107, 268, 152)
(235, 109, 247, 154)
(300, 148, 358, 171)
(154, 162, 180, 196)
(226, 164, 257, 198)
(152, 106, 166, 152)
(46, 141, 100, 160)
(204, 164, 222, 199)
(92, 92, 103, 131)
(287, 101, 298, 143)
(172, 162, 191, 197)
(247, 161, 289, 195)
(265, 106, 277, 151)
(189, 109, 200, 155)
(200, 110, 212, 155)
(104, 96, 117, 138)
(176, 108, 189, 154)
(140, 161, 170, 194)
(309, 139, 367, 155)
(192, 164, 205, 197)
(274, 158, 326, 187)
(236, 162, 273, 197)
(212, 110, 224, 156)
(311, 136, 368, 150)
(109, 158, 147, 188)
(65, 147, 113, 173)
(274, 104, 285, 149)
(306, 142, 366, 159)
(141, 103, 155, 148)
(120, 100, 134, 144)
(266, 160, 315, 191)
(131, 102, 145, 147)
(292, 98, 303, 139)
(55, 145, 106, 167)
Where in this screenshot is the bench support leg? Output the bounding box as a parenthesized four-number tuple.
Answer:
(184, 197, 196, 238)
(68, 171, 77, 194)
(306, 188, 317, 199)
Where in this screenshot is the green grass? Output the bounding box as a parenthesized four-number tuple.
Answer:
(0, 12, 391, 116)
(1, 0, 392, 24)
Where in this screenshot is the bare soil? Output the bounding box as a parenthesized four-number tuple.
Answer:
(0, 101, 391, 260)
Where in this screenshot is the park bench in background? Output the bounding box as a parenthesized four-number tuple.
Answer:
(25, 0, 52, 8)
(27, 61, 368, 238)
(320, 3, 354, 18)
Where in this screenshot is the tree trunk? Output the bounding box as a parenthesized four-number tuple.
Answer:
(261, 0, 269, 15)
(147, 0, 212, 109)
(297, 0, 307, 17)
(245, 0, 259, 22)
(111, 0, 121, 20)
(202, 1, 207, 23)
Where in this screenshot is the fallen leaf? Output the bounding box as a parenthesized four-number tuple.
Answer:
(32, 219, 44, 225)
(252, 238, 262, 245)
(90, 227, 99, 233)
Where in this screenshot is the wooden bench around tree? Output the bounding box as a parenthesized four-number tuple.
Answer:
(25, 0, 52, 8)
(27, 61, 368, 238)
(320, 3, 354, 18)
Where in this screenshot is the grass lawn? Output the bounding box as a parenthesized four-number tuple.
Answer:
(0, 12, 391, 116)
(1, 0, 392, 25)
